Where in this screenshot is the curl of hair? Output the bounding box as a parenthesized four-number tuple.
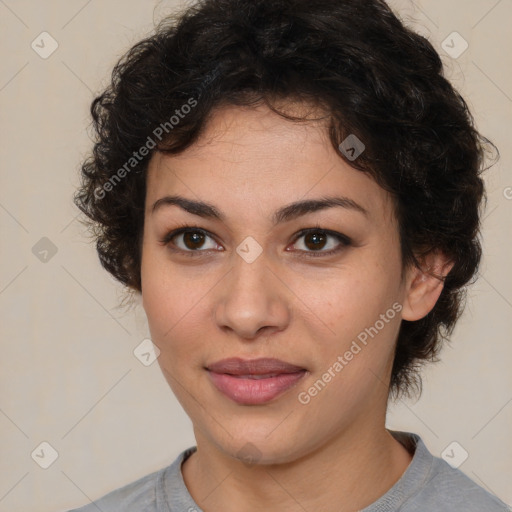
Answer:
(74, 0, 497, 399)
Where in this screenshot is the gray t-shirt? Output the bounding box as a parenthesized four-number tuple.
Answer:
(66, 431, 509, 511)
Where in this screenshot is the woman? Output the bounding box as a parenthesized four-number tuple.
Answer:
(69, 0, 507, 510)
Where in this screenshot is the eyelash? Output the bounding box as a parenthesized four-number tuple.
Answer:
(159, 223, 352, 259)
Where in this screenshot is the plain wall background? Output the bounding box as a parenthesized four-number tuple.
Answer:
(0, 1, 510, 510)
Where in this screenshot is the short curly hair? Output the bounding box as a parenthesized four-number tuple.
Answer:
(74, 0, 496, 399)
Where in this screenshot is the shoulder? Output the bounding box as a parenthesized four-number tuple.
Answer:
(410, 455, 510, 511)
(396, 432, 509, 512)
(65, 467, 161, 512)
(64, 447, 196, 512)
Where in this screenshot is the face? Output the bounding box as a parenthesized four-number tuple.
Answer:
(141, 102, 411, 464)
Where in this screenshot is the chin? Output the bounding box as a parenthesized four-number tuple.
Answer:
(204, 425, 311, 467)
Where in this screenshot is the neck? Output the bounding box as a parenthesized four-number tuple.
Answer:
(181, 421, 413, 512)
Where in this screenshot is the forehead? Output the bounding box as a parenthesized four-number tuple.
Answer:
(145, 103, 396, 226)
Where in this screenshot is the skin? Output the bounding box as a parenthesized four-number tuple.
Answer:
(140, 102, 453, 512)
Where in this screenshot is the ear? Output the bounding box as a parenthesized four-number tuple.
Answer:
(401, 251, 455, 322)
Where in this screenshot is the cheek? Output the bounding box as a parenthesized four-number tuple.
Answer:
(303, 261, 396, 337)
(141, 243, 192, 317)
(141, 249, 186, 343)
(305, 253, 402, 375)
(141, 249, 215, 365)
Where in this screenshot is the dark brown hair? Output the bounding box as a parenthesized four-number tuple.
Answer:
(74, 0, 496, 399)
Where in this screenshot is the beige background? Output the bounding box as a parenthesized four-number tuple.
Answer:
(0, 1, 511, 511)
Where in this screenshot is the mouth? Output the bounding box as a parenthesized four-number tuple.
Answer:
(206, 357, 306, 375)
(206, 357, 307, 405)
(226, 373, 286, 379)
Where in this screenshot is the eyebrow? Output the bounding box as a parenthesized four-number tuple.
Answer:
(151, 194, 369, 224)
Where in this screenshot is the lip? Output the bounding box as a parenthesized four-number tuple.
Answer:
(207, 357, 305, 375)
(206, 357, 307, 405)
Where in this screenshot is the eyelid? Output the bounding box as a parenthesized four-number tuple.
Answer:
(159, 224, 352, 257)
(292, 227, 351, 246)
(159, 226, 220, 251)
(288, 227, 351, 258)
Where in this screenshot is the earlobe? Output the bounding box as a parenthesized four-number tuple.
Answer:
(401, 252, 454, 322)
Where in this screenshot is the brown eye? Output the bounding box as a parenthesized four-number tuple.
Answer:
(303, 232, 328, 251)
(181, 231, 207, 250)
(160, 227, 219, 253)
(291, 228, 351, 258)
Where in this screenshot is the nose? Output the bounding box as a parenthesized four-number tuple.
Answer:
(214, 250, 291, 341)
